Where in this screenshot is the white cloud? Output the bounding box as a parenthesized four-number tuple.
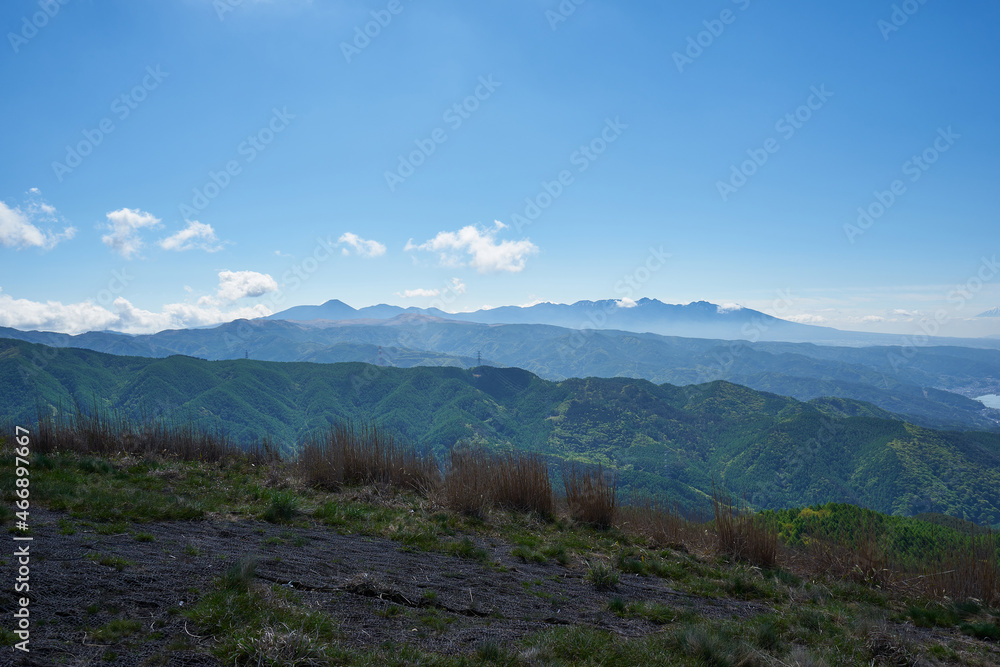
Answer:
(616, 297, 637, 308)
(0, 287, 272, 335)
(216, 270, 278, 301)
(158, 220, 224, 252)
(338, 232, 386, 258)
(858, 315, 885, 323)
(0, 195, 76, 250)
(406, 220, 538, 273)
(717, 303, 744, 313)
(0, 288, 118, 333)
(397, 288, 440, 298)
(102, 208, 161, 259)
(784, 313, 829, 324)
(397, 278, 465, 299)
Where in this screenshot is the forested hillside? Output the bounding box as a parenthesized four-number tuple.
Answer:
(4, 337, 1000, 525)
(3, 317, 998, 433)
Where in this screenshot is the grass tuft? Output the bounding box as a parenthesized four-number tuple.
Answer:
(563, 463, 617, 529)
(585, 562, 619, 591)
(712, 485, 777, 568)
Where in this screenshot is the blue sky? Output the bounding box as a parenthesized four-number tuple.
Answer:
(1, 0, 998, 336)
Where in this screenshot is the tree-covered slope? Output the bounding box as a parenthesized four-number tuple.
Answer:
(3, 318, 999, 433)
(4, 337, 1000, 525)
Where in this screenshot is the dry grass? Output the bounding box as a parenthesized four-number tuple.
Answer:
(563, 463, 617, 529)
(712, 486, 777, 568)
(489, 450, 554, 516)
(444, 446, 553, 518)
(918, 526, 999, 605)
(298, 422, 440, 494)
(616, 492, 700, 549)
(33, 406, 266, 464)
(444, 446, 490, 517)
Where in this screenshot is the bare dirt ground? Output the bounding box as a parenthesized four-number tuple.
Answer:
(1, 507, 773, 666)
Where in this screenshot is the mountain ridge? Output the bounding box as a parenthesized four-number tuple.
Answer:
(4, 337, 1000, 524)
(3, 316, 999, 433)
(266, 297, 1000, 347)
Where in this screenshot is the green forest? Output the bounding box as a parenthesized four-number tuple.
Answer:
(4, 337, 1000, 525)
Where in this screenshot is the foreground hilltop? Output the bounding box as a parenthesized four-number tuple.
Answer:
(1, 425, 998, 666)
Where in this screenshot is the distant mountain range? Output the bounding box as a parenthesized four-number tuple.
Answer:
(3, 315, 1000, 432)
(978, 307, 1000, 317)
(263, 298, 882, 346)
(4, 338, 1000, 524)
(267, 297, 825, 342)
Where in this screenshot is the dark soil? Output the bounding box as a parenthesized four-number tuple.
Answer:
(1, 507, 772, 665)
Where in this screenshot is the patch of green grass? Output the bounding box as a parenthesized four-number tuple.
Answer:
(725, 574, 773, 600)
(183, 544, 200, 556)
(764, 567, 802, 587)
(86, 553, 132, 571)
(416, 608, 454, 634)
(753, 618, 784, 652)
(134, 532, 155, 542)
(511, 545, 546, 563)
(670, 623, 763, 667)
(616, 548, 650, 575)
(541, 543, 570, 565)
(93, 521, 129, 535)
(523, 624, 765, 666)
(186, 556, 347, 665)
(396, 527, 441, 551)
(474, 641, 517, 664)
(78, 457, 115, 475)
(90, 618, 141, 642)
(829, 580, 888, 607)
(928, 643, 961, 661)
(585, 562, 619, 591)
(960, 622, 1000, 641)
(261, 490, 298, 523)
(906, 599, 993, 635)
(376, 604, 403, 618)
(0, 627, 17, 647)
(446, 537, 489, 562)
(610, 600, 677, 625)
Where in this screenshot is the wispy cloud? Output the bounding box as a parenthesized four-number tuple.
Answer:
(158, 220, 224, 252)
(784, 313, 829, 324)
(397, 287, 440, 298)
(396, 278, 465, 299)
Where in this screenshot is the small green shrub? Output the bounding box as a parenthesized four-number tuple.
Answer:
(262, 490, 298, 523)
(585, 562, 619, 591)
